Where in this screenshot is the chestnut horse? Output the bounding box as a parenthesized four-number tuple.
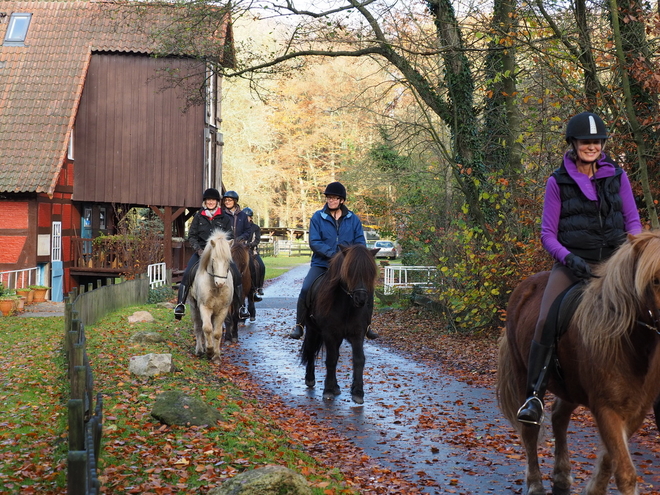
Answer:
(225, 242, 253, 343)
(497, 231, 660, 495)
(188, 230, 234, 364)
(301, 244, 379, 404)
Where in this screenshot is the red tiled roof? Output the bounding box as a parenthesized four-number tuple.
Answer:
(0, 1, 234, 196)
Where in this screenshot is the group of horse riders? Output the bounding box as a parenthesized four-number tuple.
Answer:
(174, 180, 379, 341)
(174, 188, 265, 322)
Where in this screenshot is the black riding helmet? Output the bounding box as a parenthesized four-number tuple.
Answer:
(203, 188, 221, 201)
(223, 190, 239, 201)
(323, 181, 346, 200)
(243, 207, 253, 217)
(565, 112, 609, 142)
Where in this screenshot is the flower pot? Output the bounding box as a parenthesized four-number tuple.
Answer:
(26, 289, 34, 305)
(15, 289, 30, 303)
(32, 288, 48, 303)
(0, 299, 13, 316)
(16, 297, 25, 311)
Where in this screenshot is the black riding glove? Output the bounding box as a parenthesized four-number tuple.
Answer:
(564, 253, 593, 280)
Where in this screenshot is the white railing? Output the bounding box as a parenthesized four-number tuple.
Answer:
(147, 263, 167, 289)
(383, 265, 439, 295)
(0, 267, 39, 290)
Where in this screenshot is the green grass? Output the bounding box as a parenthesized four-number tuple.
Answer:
(0, 302, 354, 494)
(263, 255, 309, 280)
(0, 317, 69, 492)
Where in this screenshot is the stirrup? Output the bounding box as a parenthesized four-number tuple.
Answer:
(517, 396, 544, 425)
(174, 303, 185, 320)
(239, 306, 250, 319)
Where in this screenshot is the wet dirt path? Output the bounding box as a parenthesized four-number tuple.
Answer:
(224, 264, 660, 494)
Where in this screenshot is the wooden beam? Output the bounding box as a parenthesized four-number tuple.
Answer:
(163, 206, 173, 269)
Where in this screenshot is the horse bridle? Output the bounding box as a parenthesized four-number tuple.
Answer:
(341, 283, 367, 300)
(637, 308, 660, 335)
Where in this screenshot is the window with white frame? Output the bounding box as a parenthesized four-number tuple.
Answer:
(51, 222, 62, 262)
(4, 13, 32, 46)
(67, 131, 74, 160)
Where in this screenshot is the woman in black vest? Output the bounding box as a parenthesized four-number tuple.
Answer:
(516, 112, 642, 425)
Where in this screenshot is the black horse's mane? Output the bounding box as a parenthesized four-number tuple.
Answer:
(315, 244, 377, 317)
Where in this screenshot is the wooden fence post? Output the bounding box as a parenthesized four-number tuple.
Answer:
(68, 399, 84, 451)
(67, 450, 87, 495)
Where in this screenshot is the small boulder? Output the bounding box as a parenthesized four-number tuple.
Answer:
(208, 466, 312, 495)
(151, 390, 221, 426)
(128, 311, 154, 323)
(129, 353, 172, 377)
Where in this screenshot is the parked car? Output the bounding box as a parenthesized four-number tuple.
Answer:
(373, 240, 399, 259)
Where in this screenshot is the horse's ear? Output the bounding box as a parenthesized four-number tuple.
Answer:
(370, 248, 380, 257)
(229, 239, 234, 246)
(210, 239, 216, 249)
(339, 244, 349, 254)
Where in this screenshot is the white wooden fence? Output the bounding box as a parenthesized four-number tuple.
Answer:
(383, 265, 439, 294)
(0, 267, 39, 289)
(147, 263, 167, 289)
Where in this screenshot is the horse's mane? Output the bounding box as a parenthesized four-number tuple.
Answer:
(576, 230, 660, 360)
(230, 241, 250, 269)
(316, 244, 377, 317)
(200, 230, 232, 271)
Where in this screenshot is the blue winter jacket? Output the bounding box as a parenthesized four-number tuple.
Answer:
(309, 204, 366, 268)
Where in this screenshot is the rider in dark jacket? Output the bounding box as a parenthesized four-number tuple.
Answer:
(174, 188, 247, 320)
(289, 181, 378, 340)
(222, 190, 251, 242)
(243, 207, 266, 298)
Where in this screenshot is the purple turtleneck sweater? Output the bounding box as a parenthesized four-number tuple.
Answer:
(540, 152, 642, 264)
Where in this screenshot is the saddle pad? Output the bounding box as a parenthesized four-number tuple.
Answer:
(548, 281, 585, 342)
(306, 272, 327, 309)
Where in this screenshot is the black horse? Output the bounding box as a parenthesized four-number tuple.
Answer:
(301, 244, 379, 404)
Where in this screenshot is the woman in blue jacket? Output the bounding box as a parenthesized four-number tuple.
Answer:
(289, 181, 378, 340)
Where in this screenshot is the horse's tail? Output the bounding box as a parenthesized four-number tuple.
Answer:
(496, 332, 524, 434)
(300, 325, 323, 366)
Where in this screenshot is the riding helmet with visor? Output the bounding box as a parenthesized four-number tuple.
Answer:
(565, 112, 608, 142)
(203, 188, 221, 201)
(223, 190, 239, 201)
(323, 181, 346, 200)
(243, 207, 253, 217)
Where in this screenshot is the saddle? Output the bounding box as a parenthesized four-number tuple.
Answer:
(188, 260, 200, 285)
(546, 280, 585, 390)
(305, 272, 327, 319)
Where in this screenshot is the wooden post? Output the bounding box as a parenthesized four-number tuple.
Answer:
(67, 450, 87, 495)
(68, 399, 85, 450)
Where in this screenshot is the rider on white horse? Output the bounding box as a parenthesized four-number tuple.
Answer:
(174, 188, 248, 320)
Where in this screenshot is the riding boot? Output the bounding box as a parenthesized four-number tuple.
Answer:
(366, 325, 379, 340)
(174, 282, 189, 320)
(289, 323, 304, 340)
(289, 296, 307, 339)
(236, 283, 250, 319)
(517, 340, 554, 425)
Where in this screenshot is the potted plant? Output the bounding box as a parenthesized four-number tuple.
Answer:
(29, 285, 50, 303)
(0, 284, 16, 316)
(15, 287, 31, 304)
